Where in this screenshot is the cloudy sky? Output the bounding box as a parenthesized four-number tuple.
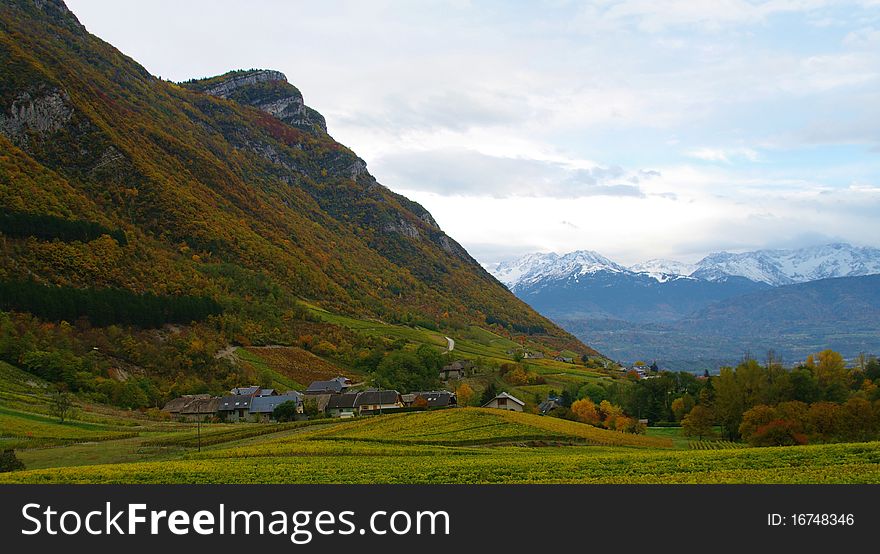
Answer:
(67, 0, 880, 266)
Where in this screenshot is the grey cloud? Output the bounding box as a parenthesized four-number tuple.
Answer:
(337, 89, 537, 134)
(373, 148, 648, 198)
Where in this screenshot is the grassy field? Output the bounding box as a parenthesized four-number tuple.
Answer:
(3, 405, 880, 484)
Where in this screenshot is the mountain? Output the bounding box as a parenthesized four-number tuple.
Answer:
(629, 259, 696, 282)
(691, 244, 880, 286)
(493, 250, 769, 323)
(493, 245, 880, 367)
(0, 0, 591, 399)
(498, 243, 880, 291)
(560, 275, 880, 369)
(494, 250, 626, 291)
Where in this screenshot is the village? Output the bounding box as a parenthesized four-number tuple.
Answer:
(161, 360, 526, 423)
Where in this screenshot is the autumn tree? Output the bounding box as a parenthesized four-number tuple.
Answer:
(682, 405, 715, 441)
(814, 350, 850, 402)
(671, 393, 695, 422)
(571, 398, 601, 426)
(455, 383, 474, 406)
(806, 401, 842, 442)
(738, 405, 777, 445)
(712, 368, 743, 440)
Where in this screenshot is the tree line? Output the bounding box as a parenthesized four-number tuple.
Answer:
(0, 210, 127, 245)
(0, 280, 222, 327)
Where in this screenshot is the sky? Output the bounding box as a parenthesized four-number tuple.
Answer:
(66, 0, 880, 266)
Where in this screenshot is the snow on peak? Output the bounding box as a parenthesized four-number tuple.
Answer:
(493, 250, 625, 289)
(693, 244, 880, 286)
(629, 259, 696, 282)
(490, 243, 880, 290)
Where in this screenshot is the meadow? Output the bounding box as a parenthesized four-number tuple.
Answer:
(3, 405, 880, 484)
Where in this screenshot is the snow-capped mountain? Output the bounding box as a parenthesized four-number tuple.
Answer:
(629, 259, 697, 282)
(494, 243, 880, 289)
(493, 250, 626, 291)
(692, 244, 880, 286)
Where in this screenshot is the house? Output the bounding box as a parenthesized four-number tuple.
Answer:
(411, 391, 457, 408)
(230, 386, 261, 396)
(217, 394, 254, 422)
(162, 394, 214, 419)
(538, 396, 563, 415)
(178, 396, 220, 422)
(326, 392, 360, 418)
(482, 392, 525, 412)
(230, 386, 277, 397)
(522, 351, 544, 359)
(249, 392, 303, 422)
(401, 393, 417, 406)
(554, 356, 574, 363)
(439, 360, 473, 380)
(304, 393, 333, 414)
(355, 390, 403, 414)
(305, 376, 351, 395)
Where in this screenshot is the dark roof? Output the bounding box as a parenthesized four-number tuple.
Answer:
(413, 391, 457, 408)
(230, 386, 261, 396)
(249, 392, 302, 414)
(355, 390, 401, 406)
(218, 395, 254, 411)
(258, 388, 277, 397)
(306, 380, 345, 393)
(538, 398, 562, 414)
(327, 392, 360, 409)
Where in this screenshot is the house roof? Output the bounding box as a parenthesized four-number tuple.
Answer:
(327, 392, 360, 409)
(218, 394, 254, 411)
(483, 392, 525, 407)
(249, 392, 302, 414)
(180, 397, 221, 414)
(306, 380, 345, 393)
(538, 398, 562, 414)
(230, 386, 261, 396)
(413, 391, 457, 408)
(355, 390, 401, 406)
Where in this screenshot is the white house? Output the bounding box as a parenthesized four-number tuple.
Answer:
(482, 392, 525, 412)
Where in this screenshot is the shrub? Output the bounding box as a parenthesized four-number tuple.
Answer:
(0, 450, 25, 473)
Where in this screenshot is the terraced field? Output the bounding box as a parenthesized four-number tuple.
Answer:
(3, 440, 879, 484)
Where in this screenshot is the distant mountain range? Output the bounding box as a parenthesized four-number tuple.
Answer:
(495, 243, 880, 290)
(491, 244, 880, 369)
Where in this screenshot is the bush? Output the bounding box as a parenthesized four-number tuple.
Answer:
(0, 450, 25, 472)
(750, 420, 808, 447)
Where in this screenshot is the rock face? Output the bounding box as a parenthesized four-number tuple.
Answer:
(199, 69, 287, 97)
(0, 88, 73, 144)
(187, 69, 328, 135)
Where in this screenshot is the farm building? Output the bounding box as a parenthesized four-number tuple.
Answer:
(305, 376, 351, 395)
(249, 392, 304, 422)
(217, 395, 254, 422)
(178, 396, 220, 422)
(439, 360, 473, 380)
(326, 393, 359, 418)
(482, 392, 525, 412)
(538, 396, 563, 415)
(410, 391, 457, 408)
(355, 390, 403, 414)
(162, 394, 214, 419)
